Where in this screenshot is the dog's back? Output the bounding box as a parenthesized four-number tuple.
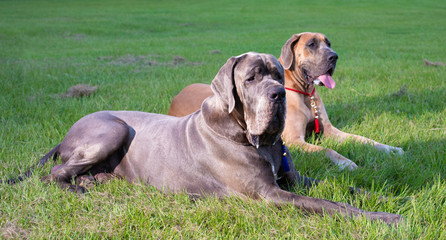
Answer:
(168, 83, 213, 117)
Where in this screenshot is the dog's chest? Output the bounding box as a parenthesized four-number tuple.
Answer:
(303, 97, 325, 135)
(256, 144, 283, 180)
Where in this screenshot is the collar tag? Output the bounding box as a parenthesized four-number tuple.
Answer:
(282, 140, 290, 172)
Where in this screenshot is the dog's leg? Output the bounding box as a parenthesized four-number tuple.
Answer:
(41, 113, 131, 193)
(289, 137, 358, 170)
(264, 186, 401, 225)
(280, 155, 387, 200)
(280, 147, 381, 197)
(279, 146, 373, 198)
(41, 161, 95, 194)
(316, 99, 403, 155)
(94, 172, 122, 183)
(323, 125, 404, 155)
(278, 170, 321, 191)
(283, 103, 358, 170)
(277, 147, 321, 189)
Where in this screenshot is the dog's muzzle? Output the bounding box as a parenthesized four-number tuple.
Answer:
(247, 87, 286, 148)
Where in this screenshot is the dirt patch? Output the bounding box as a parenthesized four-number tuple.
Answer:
(391, 85, 408, 97)
(173, 55, 186, 64)
(60, 84, 98, 98)
(96, 56, 113, 61)
(1, 221, 29, 239)
(97, 54, 202, 67)
(63, 33, 85, 41)
(391, 85, 414, 99)
(107, 54, 158, 66)
(424, 59, 445, 66)
(209, 49, 222, 54)
(178, 23, 194, 27)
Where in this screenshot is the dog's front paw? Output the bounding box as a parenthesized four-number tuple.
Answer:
(338, 160, 358, 171)
(75, 175, 96, 189)
(389, 146, 404, 155)
(330, 152, 358, 170)
(68, 185, 87, 195)
(41, 174, 55, 184)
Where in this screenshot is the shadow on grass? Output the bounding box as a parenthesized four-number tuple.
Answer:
(297, 86, 446, 193)
(325, 87, 445, 129)
(288, 136, 445, 195)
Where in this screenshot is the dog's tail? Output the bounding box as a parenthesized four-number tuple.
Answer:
(1, 144, 60, 184)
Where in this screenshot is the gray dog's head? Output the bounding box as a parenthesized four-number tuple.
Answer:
(280, 32, 338, 89)
(210, 52, 286, 148)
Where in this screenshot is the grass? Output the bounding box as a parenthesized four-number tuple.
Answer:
(0, 0, 445, 238)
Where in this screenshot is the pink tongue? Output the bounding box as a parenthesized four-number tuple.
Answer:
(318, 74, 336, 89)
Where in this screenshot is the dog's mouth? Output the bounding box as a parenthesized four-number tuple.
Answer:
(248, 133, 281, 149)
(246, 105, 285, 148)
(303, 67, 336, 89)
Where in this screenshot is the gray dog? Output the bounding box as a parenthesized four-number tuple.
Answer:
(34, 52, 400, 224)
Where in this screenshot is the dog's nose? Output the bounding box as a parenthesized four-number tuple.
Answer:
(268, 87, 286, 103)
(328, 52, 338, 63)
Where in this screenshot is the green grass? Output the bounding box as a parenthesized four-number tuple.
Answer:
(1, 0, 445, 238)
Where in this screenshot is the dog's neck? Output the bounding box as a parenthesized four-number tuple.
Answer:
(284, 68, 315, 94)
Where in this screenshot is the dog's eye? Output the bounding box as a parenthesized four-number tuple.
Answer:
(247, 76, 255, 82)
(324, 37, 331, 47)
(272, 72, 282, 81)
(307, 38, 317, 49)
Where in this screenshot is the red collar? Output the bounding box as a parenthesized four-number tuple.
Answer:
(284, 87, 320, 133)
(285, 87, 315, 96)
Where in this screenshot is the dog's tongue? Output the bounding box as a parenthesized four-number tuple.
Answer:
(317, 74, 336, 89)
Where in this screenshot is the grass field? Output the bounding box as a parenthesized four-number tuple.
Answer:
(1, 0, 445, 238)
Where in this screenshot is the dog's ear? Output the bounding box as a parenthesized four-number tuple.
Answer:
(210, 56, 240, 113)
(280, 33, 302, 70)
